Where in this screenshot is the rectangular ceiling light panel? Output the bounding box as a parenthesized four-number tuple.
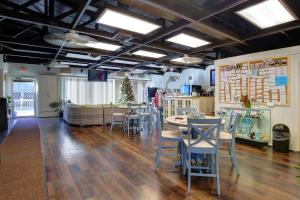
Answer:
(112, 59, 140, 65)
(83, 41, 121, 51)
(60, 62, 88, 67)
(98, 66, 121, 70)
(97, 8, 161, 34)
(236, 0, 295, 29)
(132, 50, 166, 58)
(166, 33, 210, 48)
(66, 53, 101, 60)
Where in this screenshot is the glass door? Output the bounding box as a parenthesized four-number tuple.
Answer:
(12, 80, 36, 117)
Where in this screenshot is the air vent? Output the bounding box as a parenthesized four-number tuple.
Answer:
(112, 32, 134, 42)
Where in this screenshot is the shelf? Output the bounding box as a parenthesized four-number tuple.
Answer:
(236, 135, 268, 143)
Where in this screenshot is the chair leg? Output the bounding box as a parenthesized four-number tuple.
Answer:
(216, 152, 221, 196)
(187, 152, 192, 193)
(109, 120, 114, 134)
(154, 144, 161, 170)
(182, 145, 187, 176)
(127, 119, 130, 136)
(230, 141, 240, 175)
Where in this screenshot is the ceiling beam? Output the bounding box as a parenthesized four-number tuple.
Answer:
(71, 0, 93, 29)
(0, 37, 159, 62)
(0, 0, 40, 22)
(131, 0, 248, 45)
(1, 50, 173, 71)
(53, 0, 93, 60)
(189, 20, 300, 55)
(12, 24, 36, 39)
(0, 7, 188, 56)
(88, 1, 248, 69)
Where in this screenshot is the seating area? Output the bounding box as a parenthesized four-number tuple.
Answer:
(1, 1, 300, 200)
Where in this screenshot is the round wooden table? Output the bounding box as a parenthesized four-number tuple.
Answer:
(166, 115, 225, 127)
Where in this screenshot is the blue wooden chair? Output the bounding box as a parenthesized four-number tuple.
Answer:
(109, 103, 126, 134)
(220, 111, 241, 175)
(152, 108, 183, 170)
(176, 107, 197, 134)
(183, 118, 222, 195)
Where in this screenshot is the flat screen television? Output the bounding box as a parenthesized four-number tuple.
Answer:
(88, 70, 108, 82)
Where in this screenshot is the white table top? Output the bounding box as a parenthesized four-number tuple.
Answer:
(166, 115, 225, 127)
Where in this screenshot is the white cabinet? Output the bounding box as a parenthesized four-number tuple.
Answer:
(163, 96, 214, 120)
(37, 75, 58, 117)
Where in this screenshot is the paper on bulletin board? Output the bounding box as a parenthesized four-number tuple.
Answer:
(275, 76, 288, 86)
(276, 66, 288, 76)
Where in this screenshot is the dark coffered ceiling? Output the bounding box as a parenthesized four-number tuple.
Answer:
(0, 0, 300, 74)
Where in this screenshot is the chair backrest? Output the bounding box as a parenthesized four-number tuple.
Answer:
(152, 108, 162, 139)
(228, 111, 241, 134)
(127, 103, 142, 115)
(187, 118, 222, 151)
(177, 107, 197, 115)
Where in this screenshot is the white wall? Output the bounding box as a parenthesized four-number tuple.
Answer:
(214, 46, 300, 151)
(149, 65, 215, 91)
(3, 63, 63, 117)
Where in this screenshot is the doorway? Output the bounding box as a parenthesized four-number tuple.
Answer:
(12, 80, 36, 117)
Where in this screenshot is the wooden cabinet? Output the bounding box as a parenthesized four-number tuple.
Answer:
(163, 96, 214, 120)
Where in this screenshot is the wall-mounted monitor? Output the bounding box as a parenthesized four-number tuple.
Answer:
(88, 70, 108, 82)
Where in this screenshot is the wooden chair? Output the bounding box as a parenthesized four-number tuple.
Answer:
(109, 103, 126, 134)
(152, 108, 183, 170)
(123, 103, 141, 136)
(183, 118, 222, 195)
(220, 111, 241, 175)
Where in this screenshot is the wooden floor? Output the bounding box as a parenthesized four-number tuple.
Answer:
(39, 118, 300, 200)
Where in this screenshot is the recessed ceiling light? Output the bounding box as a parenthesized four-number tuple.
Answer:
(236, 0, 296, 29)
(132, 50, 166, 58)
(81, 41, 121, 51)
(66, 53, 101, 60)
(111, 59, 140, 65)
(98, 66, 121, 70)
(146, 64, 165, 68)
(166, 33, 210, 48)
(60, 62, 88, 67)
(96, 8, 161, 34)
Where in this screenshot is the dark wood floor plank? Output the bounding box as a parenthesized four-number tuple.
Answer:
(39, 118, 300, 200)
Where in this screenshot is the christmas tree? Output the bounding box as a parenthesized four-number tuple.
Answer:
(118, 77, 135, 104)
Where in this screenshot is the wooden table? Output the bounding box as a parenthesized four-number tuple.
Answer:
(166, 115, 225, 127)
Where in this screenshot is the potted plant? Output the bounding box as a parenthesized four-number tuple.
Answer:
(49, 100, 63, 118)
(241, 95, 251, 108)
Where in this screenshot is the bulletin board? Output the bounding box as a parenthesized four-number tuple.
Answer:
(219, 57, 289, 105)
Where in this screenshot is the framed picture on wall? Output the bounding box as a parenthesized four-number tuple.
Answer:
(210, 69, 215, 86)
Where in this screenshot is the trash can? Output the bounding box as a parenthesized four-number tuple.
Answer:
(272, 124, 290, 153)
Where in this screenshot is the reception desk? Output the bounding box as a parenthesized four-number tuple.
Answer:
(163, 96, 214, 120)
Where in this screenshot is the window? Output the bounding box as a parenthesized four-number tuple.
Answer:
(60, 76, 149, 105)
(131, 80, 148, 103)
(60, 76, 114, 105)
